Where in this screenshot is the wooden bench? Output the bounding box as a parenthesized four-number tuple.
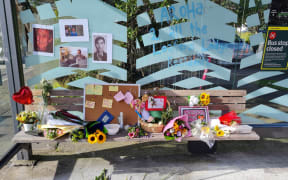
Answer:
(13, 89, 260, 160)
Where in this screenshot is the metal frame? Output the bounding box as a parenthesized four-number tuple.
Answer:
(0, 0, 27, 166)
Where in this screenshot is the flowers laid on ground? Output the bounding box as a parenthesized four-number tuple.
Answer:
(87, 130, 107, 144)
(43, 128, 64, 139)
(127, 125, 147, 138)
(16, 111, 38, 124)
(163, 115, 191, 142)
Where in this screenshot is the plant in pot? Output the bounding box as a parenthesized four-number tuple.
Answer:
(16, 111, 38, 132)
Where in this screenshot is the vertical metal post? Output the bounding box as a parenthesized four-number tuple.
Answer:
(0, 0, 31, 161)
(0, 0, 24, 133)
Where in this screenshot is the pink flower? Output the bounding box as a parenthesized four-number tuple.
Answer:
(166, 132, 171, 136)
(136, 128, 140, 133)
(128, 132, 135, 138)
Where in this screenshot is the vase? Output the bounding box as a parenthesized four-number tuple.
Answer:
(23, 123, 34, 132)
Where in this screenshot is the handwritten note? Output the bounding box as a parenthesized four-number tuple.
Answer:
(102, 98, 113, 108)
(85, 84, 103, 95)
(114, 91, 125, 102)
(94, 85, 103, 95)
(85, 101, 95, 108)
(109, 86, 118, 92)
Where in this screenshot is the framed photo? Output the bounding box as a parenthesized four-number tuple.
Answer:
(33, 24, 54, 56)
(145, 96, 167, 111)
(92, 33, 112, 63)
(59, 19, 89, 42)
(59, 47, 88, 68)
(178, 106, 209, 124)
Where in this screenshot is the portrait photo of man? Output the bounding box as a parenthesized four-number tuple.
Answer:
(92, 33, 112, 63)
(33, 24, 54, 56)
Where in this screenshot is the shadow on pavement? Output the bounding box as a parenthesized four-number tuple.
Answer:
(31, 139, 288, 180)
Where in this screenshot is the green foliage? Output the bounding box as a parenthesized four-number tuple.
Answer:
(161, 107, 173, 125)
(95, 169, 110, 180)
(40, 79, 53, 106)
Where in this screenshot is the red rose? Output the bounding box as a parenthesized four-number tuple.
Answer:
(12, 86, 34, 105)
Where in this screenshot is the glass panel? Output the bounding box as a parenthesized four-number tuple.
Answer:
(14, 0, 288, 125)
(0, 24, 14, 158)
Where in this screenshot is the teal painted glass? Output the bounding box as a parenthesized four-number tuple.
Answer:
(240, 52, 263, 69)
(67, 77, 106, 89)
(270, 95, 288, 107)
(246, 14, 260, 27)
(19, 10, 35, 24)
(246, 87, 277, 100)
(243, 104, 288, 123)
(261, 0, 272, 5)
(237, 72, 284, 87)
(273, 79, 288, 89)
(249, 33, 264, 47)
(36, 4, 56, 20)
(249, 0, 256, 8)
(264, 10, 270, 23)
(137, 12, 151, 27)
(173, 77, 212, 89)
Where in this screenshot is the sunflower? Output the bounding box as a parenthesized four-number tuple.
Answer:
(200, 93, 208, 101)
(87, 134, 97, 144)
(96, 131, 106, 144)
(216, 130, 225, 137)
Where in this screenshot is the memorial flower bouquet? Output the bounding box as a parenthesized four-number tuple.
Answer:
(163, 115, 191, 142)
(16, 111, 38, 124)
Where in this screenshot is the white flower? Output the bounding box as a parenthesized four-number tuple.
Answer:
(189, 96, 199, 106)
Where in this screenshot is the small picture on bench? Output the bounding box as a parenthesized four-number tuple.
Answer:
(179, 106, 209, 124)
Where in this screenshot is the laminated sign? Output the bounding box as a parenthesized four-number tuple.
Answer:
(261, 27, 288, 70)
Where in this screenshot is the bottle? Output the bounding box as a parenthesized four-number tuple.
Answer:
(119, 112, 123, 129)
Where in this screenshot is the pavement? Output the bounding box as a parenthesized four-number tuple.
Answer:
(1, 138, 288, 180)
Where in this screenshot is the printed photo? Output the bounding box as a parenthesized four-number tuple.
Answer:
(59, 19, 89, 42)
(59, 47, 88, 68)
(92, 33, 112, 63)
(64, 25, 84, 36)
(33, 24, 54, 56)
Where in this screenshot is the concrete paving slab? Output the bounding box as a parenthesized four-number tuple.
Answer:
(1, 139, 288, 180)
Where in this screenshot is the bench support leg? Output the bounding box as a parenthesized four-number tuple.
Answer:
(187, 141, 217, 154)
(17, 143, 32, 160)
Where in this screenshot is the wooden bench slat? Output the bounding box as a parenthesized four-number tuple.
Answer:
(171, 104, 246, 111)
(141, 90, 246, 97)
(12, 130, 259, 143)
(49, 97, 83, 104)
(25, 105, 83, 112)
(50, 90, 84, 96)
(31, 89, 43, 96)
(168, 97, 246, 104)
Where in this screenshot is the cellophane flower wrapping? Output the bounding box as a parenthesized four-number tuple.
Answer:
(163, 114, 191, 142)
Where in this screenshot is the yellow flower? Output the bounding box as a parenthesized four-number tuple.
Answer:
(87, 134, 97, 144)
(173, 122, 179, 130)
(214, 125, 219, 131)
(216, 130, 225, 137)
(201, 126, 210, 134)
(200, 93, 208, 101)
(96, 131, 106, 144)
